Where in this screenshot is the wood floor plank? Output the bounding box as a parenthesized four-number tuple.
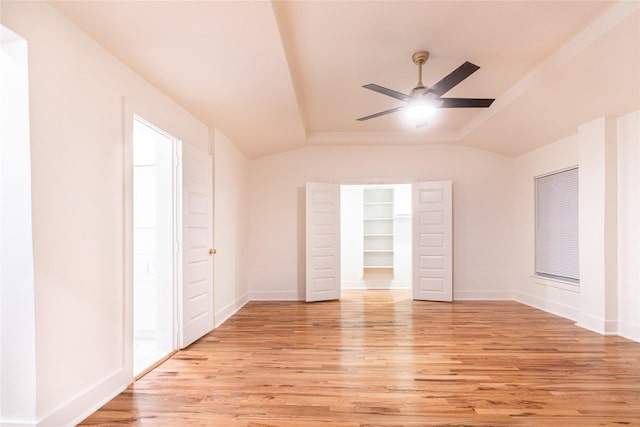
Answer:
(80, 290, 640, 426)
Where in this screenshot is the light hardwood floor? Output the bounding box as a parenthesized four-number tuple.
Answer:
(81, 290, 640, 426)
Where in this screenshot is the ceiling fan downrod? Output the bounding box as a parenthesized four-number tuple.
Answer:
(412, 51, 429, 88)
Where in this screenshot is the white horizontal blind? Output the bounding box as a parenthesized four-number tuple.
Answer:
(535, 167, 579, 282)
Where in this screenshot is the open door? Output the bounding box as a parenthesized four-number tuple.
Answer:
(412, 181, 452, 301)
(305, 182, 341, 302)
(179, 143, 214, 347)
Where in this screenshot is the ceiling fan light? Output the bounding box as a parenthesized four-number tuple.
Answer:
(406, 103, 436, 120)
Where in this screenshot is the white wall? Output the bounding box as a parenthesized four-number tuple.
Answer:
(392, 184, 412, 287)
(212, 129, 250, 326)
(1, 2, 209, 425)
(512, 135, 580, 319)
(577, 116, 618, 334)
(513, 111, 640, 341)
(340, 185, 364, 287)
(617, 110, 640, 341)
(248, 144, 514, 300)
(393, 217, 412, 287)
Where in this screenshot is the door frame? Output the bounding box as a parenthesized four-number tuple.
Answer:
(307, 177, 453, 302)
(123, 104, 181, 381)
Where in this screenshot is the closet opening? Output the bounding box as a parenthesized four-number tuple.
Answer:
(132, 116, 178, 377)
(340, 184, 412, 290)
(306, 180, 451, 302)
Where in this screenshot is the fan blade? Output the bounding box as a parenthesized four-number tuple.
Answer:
(428, 61, 480, 96)
(439, 98, 495, 108)
(363, 84, 411, 101)
(357, 106, 405, 121)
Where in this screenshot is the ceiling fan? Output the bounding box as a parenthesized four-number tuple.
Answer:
(357, 51, 495, 127)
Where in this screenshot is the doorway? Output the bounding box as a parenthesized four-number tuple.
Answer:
(132, 117, 178, 377)
(340, 184, 412, 290)
(306, 181, 452, 302)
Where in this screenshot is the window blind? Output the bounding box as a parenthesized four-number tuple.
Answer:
(535, 167, 579, 282)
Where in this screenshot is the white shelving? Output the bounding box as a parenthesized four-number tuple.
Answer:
(363, 188, 394, 270)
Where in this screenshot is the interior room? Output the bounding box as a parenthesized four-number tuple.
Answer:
(341, 184, 412, 290)
(1, 1, 639, 426)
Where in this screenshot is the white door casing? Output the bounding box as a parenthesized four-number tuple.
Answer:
(412, 181, 453, 301)
(305, 183, 341, 302)
(179, 143, 214, 347)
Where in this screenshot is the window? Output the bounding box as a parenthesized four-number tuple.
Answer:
(535, 167, 579, 283)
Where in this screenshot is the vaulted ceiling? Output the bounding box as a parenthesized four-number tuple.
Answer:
(51, 1, 640, 159)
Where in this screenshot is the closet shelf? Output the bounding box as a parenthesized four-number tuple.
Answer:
(363, 187, 394, 275)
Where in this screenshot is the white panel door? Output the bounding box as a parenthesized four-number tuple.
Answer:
(179, 143, 214, 347)
(412, 181, 452, 301)
(306, 183, 341, 302)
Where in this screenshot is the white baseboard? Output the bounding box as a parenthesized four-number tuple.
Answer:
(617, 319, 640, 342)
(454, 290, 514, 300)
(250, 288, 518, 301)
(250, 286, 416, 299)
(515, 291, 580, 322)
(215, 288, 640, 345)
(576, 312, 619, 336)
(0, 418, 36, 427)
(249, 290, 302, 301)
(215, 292, 249, 328)
(37, 368, 128, 427)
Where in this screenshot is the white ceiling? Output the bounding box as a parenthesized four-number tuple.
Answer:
(51, 1, 640, 159)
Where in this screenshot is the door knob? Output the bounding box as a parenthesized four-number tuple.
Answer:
(209, 248, 217, 255)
